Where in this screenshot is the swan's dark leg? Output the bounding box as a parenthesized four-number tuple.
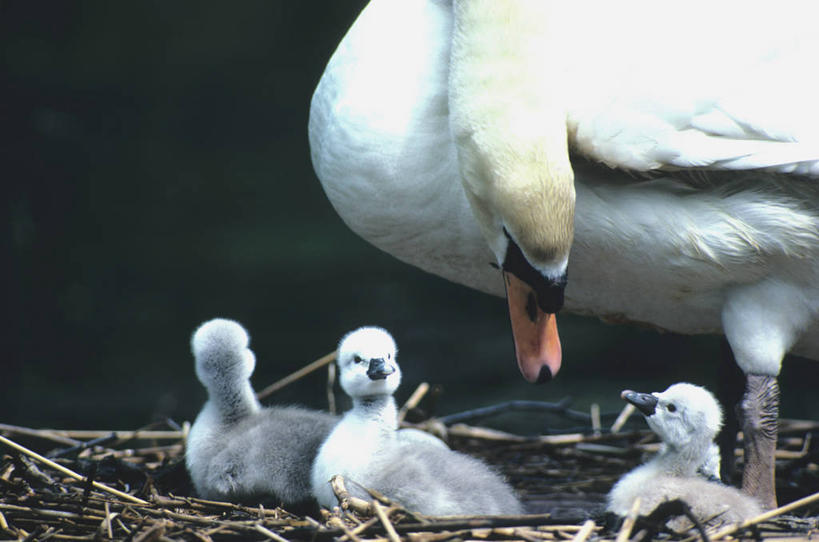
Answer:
(739, 374, 779, 510)
(716, 338, 744, 485)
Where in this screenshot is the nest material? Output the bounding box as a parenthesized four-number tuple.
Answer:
(1, 415, 818, 542)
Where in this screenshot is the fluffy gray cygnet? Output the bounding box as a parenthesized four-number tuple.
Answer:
(186, 318, 337, 507)
(311, 327, 523, 516)
(607, 383, 762, 528)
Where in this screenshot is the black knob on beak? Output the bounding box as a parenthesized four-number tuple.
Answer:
(366, 358, 395, 380)
(621, 389, 658, 416)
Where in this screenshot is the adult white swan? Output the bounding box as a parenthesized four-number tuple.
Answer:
(309, 0, 819, 509)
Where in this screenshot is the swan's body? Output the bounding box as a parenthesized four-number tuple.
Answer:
(186, 319, 337, 507)
(311, 327, 523, 515)
(309, 1, 819, 508)
(608, 383, 761, 527)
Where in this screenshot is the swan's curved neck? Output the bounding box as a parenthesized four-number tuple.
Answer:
(208, 379, 260, 424)
(351, 395, 398, 431)
(449, 0, 575, 270)
(654, 438, 713, 477)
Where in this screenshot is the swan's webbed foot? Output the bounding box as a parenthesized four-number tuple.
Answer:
(739, 373, 779, 510)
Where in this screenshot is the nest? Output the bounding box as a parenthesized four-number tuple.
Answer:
(2, 414, 818, 542)
(2, 359, 818, 541)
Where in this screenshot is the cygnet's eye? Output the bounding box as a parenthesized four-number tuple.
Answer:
(666, 403, 677, 413)
(353, 355, 363, 364)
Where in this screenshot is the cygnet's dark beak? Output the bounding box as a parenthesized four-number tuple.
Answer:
(621, 389, 658, 416)
(366, 358, 395, 380)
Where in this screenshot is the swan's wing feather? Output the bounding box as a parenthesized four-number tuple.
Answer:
(565, 3, 819, 178)
(570, 97, 819, 177)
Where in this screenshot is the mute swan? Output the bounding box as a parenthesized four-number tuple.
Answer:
(309, 0, 819, 508)
(186, 318, 338, 508)
(311, 327, 523, 515)
(608, 383, 762, 528)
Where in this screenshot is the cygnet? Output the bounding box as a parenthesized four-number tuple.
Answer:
(186, 318, 337, 508)
(311, 327, 523, 516)
(607, 383, 761, 527)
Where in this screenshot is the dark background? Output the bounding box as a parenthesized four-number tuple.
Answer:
(3, 1, 816, 432)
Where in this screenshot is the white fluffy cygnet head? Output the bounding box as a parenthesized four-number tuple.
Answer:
(192, 318, 256, 388)
(336, 327, 401, 399)
(622, 382, 723, 450)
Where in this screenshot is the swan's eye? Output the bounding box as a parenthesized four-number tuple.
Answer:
(667, 403, 677, 412)
(353, 355, 363, 364)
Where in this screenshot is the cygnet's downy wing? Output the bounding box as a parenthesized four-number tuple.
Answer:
(368, 443, 523, 516)
(192, 406, 337, 505)
(187, 318, 339, 508)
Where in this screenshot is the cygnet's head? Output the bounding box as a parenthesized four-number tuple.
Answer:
(621, 383, 723, 450)
(192, 318, 256, 387)
(336, 327, 401, 399)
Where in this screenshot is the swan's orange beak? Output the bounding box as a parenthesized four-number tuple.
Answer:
(504, 271, 562, 383)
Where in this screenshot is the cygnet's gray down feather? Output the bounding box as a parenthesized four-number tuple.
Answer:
(607, 383, 761, 529)
(186, 318, 337, 507)
(188, 404, 337, 505)
(352, 440, 522, 516)
(312, 326, 523, 516)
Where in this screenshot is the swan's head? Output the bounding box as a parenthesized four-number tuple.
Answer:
(622, 383, 723, 450)
(336, 326, 401, 399)
(192, 318, 256, 387)
(449, 0, 574, 385)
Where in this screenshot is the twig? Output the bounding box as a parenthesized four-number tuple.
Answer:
(0, 434, 148, 505)
(0, 424, 80, 446)
(616, 497, 641, 542)
(397, 383, 431, 424)
(590, 404, 601, 436)
(705, 490, 819, 541)
(440, 398, 604, 425)
(610, 403, 636, 433)
(327, 361, 337, 415)
(16, 430, 184, 441)
(255, 524, 290, 542)
(133, 520, 166, 542)
(104, 501, 113, 540)
(256, 351, 336, 400)
(372, 501, 400, 542)
(49, 433, 118, 459)
(570, 520, 596, 542)
(447, 424, 648, 445)
(338, 516, 380, 542)
(328, 517, 363, 542)
(330, 475, 373, 516)
(447, 424, 528, 442)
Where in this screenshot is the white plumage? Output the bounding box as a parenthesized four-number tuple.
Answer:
(309, 0, 819, 508)
(608, 383, 762, 528)
(311, 327, 523, 516)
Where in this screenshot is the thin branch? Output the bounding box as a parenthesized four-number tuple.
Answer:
(372, 501, 400, 542)
(706, 490, 819, 541)
(326, 361, 337, 415)
(0, 434, 148, 505)
(397, 382, 430, 423)
(570, 520, 596, 542)
(256, 351, 336, 400)
(255, 523, 290, 542)
(610, 403, 636, 433)
(616, 496, 641, 542)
